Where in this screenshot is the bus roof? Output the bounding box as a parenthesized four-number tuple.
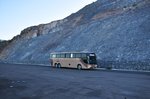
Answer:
(50, 52, 95, 54)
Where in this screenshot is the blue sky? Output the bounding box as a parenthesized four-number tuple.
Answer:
(0, 0, 96, 40)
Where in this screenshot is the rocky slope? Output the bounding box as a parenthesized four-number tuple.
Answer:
(0, 0, 150, 70)
(0, 40, 9, 54)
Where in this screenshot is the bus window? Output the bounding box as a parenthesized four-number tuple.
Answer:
(89, 56, 97, 64)
(76, 53, 81, 58)
(72, 53, 77, 58)
(56, 54, 61, 58)
(60, 54, 65, 58)
(82, 57, 88, 64)
(51, 54, 56, 58)
(81, 54, 87, 58)
(66, 53, 71, 58)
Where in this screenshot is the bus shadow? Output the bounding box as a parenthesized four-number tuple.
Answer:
(51, 66, 98, 71)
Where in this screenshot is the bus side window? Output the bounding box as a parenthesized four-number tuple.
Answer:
(81, 54, 87, 63)
(76, 53, 81, 58)
(66, 53, 71, 58)
(82, 54, 87, 58)
(56, 54, 61, 58)
(73, 53, 76, 58)
(60, 54, 65, 58)
(51, 54, 56, 58)
(82, 57, 88, 63)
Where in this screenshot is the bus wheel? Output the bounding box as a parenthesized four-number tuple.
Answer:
(54, 63, 57, 68)
(77, 64, 82, 70)
(57, 63, 61, 68)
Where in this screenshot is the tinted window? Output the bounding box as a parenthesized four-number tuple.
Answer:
(76, 53, 81, 58)
(53, 54, 56, 58)
(82, 57, 88, 63)
(56, 54, 61, 58)
(81, 54, 88, 63)
(50, 54, 56, 58)
(60, 54, 65, 58)
(81, 54, 87, 58)
(89, 56, 97, 64)
(66, 53, 71, 58)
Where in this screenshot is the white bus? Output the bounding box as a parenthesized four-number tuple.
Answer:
(50, 52, 97, 69)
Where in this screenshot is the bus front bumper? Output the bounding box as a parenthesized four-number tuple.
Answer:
(87, 64, 97, 69)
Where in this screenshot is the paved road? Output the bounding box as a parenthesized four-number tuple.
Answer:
(0, 63, 150, 99)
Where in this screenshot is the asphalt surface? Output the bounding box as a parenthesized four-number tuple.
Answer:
(0, 63, 150, 99)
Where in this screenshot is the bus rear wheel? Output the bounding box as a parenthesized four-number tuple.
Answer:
(77, 64, 82, 70)
(57, 63, 61, 68)
(54, 63, 57, 68)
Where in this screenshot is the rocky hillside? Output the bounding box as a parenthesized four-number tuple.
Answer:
(0, 0, 150, 70)
(0, 40, 9, 54)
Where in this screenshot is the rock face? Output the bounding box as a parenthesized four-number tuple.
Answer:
(0, 0, 150, 70)
(0, 40, 9, 54)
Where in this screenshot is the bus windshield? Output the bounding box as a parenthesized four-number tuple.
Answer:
(89, 56, 97, 64)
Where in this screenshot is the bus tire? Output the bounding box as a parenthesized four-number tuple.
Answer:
(54, 63, 57, 68)
(57, 63, 61, 68)
(77, 64, 82, 70)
